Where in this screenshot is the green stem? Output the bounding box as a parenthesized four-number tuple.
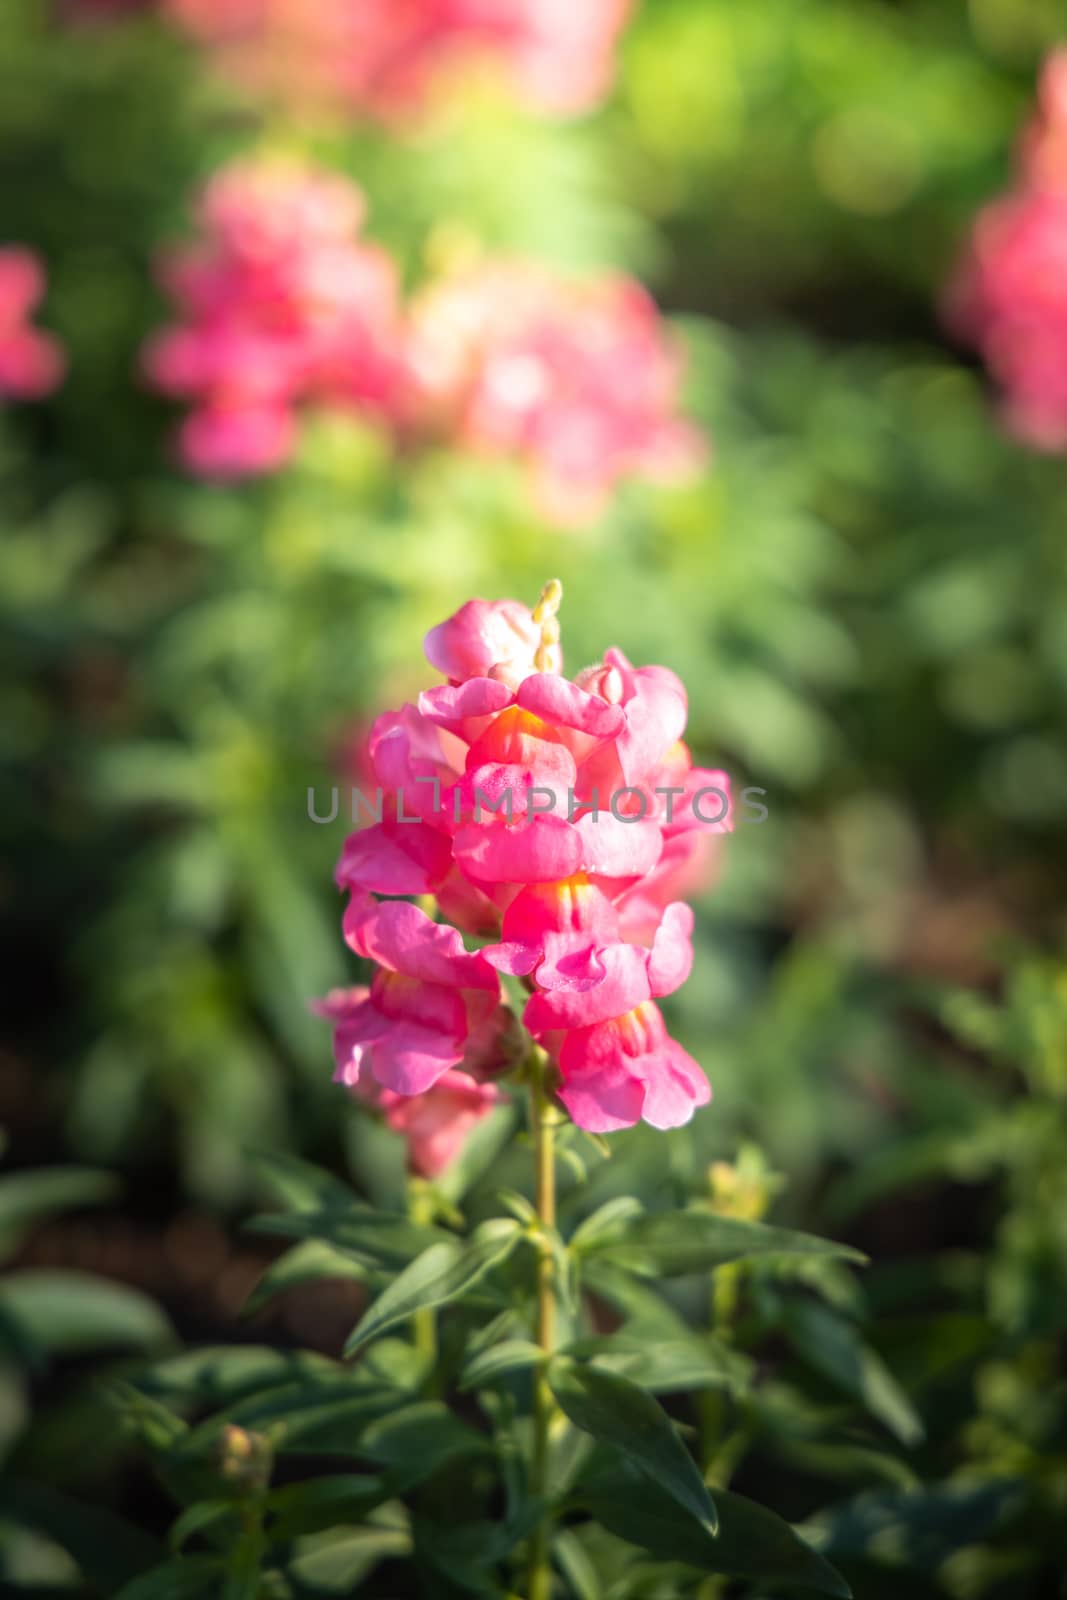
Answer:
(528, 1050, 557, 1600)
(409, 1180, 437, 1366)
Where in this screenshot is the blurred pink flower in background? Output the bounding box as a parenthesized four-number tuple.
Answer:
(143, 158, 403, 477)
(406, 261, 705, 522)
(165, 0, 631, 122)
(0, 248, 66, 402)
(949, 49, 1067, 451)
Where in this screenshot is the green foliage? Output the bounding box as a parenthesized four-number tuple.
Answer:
(547, 1357, 720, 1533)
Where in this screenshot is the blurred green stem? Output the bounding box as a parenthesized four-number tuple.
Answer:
(700, 1264, 739, 1488)
(224, 1503, 265, 1600)
(528, 1047, 557, 1600)
(409, 1180, 437, 1366)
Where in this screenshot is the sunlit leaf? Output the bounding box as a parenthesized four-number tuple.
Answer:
(459, 1338, 545, 1390)
(243, 1239, 368, 1316)
(286, 1521, 410, 1591)
(343, 1220, 521, 1357)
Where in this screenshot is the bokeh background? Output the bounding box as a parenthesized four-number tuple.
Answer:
(2, 0, 1067, 1595)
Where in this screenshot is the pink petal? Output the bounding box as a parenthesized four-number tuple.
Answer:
(310, 984, 370, 1021)
(576, 811, 663, 877)
(335, 820, 452, 895)
(637, 1042, 711, 1130)
(516, 674, 625, 739)
(523, 942, 651, 1030)
(344, 894, 499, 992)
(424, 598, 550, 687)
(453, 758, 576, 826)
(418, 677, 515, 734)
(647, 902, 695, 996)
(365, 1018, 465, 1095)
(603, 649, 689, 785)
(557, 1049, 646, 1133)
(454, 815, 583, 884)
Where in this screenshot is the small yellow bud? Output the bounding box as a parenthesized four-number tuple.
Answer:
(217, 1424, 273, 1492)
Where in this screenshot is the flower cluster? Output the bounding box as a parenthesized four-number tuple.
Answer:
(166, 0, 631, 123)
(142, 159, 402, 477)
(0, 248, 65, 403)
(322, 585, 730, 1164)
(143, 159, 704, 518)
(948, 50, 1067, 451)
(405, 261, 706, 523)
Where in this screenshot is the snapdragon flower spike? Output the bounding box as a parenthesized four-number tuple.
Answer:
(329, 584, 729, 1135)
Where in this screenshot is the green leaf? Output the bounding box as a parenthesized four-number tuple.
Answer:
(113, 1557, 224, 1600)
(172, 1375, 398, 1461)
(359, 1402, 492, 1483)
(413, 1504, 544, 1592)
(0, 1271, 173, 1357)
(287, 1523, 410, 1591)
(783, 1302, 924, 1447)
(568, 1197, 645, 1252)
(135, 1345, 335, 1406)
(266, 1475, 390, 1540)
(0, 1168, 118, 1262)
(244, 1149, 356, 1212)
(1, 1480, 164, 1593)
(169, 1501, 237, 1552)
(566, 1332, 751, 1396)
(579, 1471, 852, 1595)
(343, 1219, 521, 1357)
(496, 1187, 537, 1225)
(585, 1208, 867, 1277)
(459, 1338, 544, 1390)
(243, 1239, 368, 1316)
(580, 1261, 695, 1339)
(547, 1357, 717, 1536)
(774, 1436, 920, 1492)
(247, 1205, 446, 1271)
(554, 1527, 602, 1600)
(104, 1380, 190, 1453)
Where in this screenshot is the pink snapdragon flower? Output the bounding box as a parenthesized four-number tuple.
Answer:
(325, 586, 728, 1136)
(166, 0, 631, 123)
(143, 158, 402, 477)
(0, 248, 65, 402)
(949, 49, 1067, 450)
(405, 261, 705, 523)
(334, 892, 503, 1095)
(314, 988, 507, 1176)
